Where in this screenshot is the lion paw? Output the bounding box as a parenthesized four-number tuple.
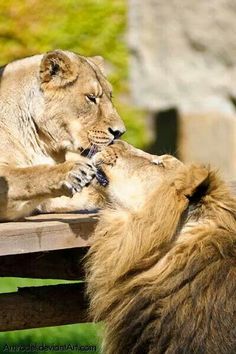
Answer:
(62, 161, 96, 196)
(92, 146, 119, 167)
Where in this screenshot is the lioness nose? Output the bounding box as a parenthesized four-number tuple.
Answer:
(109, 127, 126, 139)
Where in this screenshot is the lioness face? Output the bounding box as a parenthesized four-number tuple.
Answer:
(93, 141, 184, 210)
(39, 50, 125, 155)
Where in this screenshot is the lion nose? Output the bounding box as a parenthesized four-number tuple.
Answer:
(108, 127, 126, 139)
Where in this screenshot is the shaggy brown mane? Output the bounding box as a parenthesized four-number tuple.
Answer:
(85, 166, 236, 354)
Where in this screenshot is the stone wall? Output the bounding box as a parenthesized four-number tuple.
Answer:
(128, 0, 236, 180)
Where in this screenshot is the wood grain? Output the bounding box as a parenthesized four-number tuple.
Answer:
(0, 283, 89, 331)
(0, 213, 98, 256)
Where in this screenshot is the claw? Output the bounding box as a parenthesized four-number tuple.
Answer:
(71, 172, 82, 182)
(64, 181, 73, 191)
(85, 175, 93, 181)
(86, 163, 97, 173)
(80, 180, 86, 187)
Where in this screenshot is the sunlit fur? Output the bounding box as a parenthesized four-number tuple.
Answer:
(86, 141, 236, 354)
(0, 50, 125, 220)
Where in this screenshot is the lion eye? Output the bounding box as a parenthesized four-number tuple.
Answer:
(86, 94, 97, 104)
(152, 160, 165, 168)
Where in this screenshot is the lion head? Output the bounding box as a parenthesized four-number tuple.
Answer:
(92, 140, 205, 211)
(38, 50, 125, 157)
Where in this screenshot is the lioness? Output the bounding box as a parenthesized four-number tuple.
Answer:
(0, 50, 125, 220)
(86, 141, 236, 354)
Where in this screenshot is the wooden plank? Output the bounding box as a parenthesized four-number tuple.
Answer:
(0, 213, 98, 256)
(0, 283, 89, 331)
(0, 247, 88, 280)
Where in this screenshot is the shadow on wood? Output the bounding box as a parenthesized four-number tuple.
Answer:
(0, 247, 89, 280)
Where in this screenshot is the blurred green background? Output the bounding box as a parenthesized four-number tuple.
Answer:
(0, 0, 149, 353)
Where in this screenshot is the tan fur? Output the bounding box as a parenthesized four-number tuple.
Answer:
(0, 50, 125, 220)
(86, 141, 236, 354)
(38, 181, 106, 214)
(40, 142, 155, 213)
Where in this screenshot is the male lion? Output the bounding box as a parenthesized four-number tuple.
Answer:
(86, 141, 236, 354)
(0, 50, 125, 220)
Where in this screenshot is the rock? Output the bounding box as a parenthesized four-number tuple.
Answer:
(128, 0, 236, 114)
(129, 0, 236, 180)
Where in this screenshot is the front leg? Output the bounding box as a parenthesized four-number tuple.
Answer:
(39, 183, 107, 214)
(0, 159, 95, 220)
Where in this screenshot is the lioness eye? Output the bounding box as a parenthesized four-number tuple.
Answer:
(86, 94, 97, 104)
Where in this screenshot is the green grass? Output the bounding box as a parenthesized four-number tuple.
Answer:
(0, 277, 74, 293)
(0, 278, 103, 353)
(0, 324, 102, 354)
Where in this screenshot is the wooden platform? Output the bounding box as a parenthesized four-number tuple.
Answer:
(0, 213, 98, 256)
(0, 213, 98, 331)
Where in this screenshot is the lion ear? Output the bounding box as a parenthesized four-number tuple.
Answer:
(88, 56, 106, 75)
(184, 165, 209, 196)
(40, 50, 78, 87)
(175, 164, 209, 198)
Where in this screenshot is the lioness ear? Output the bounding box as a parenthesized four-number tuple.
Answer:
(88, 56, 106, 75)
(175, 165, 209, 198)
(40, 50, 78, 87)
